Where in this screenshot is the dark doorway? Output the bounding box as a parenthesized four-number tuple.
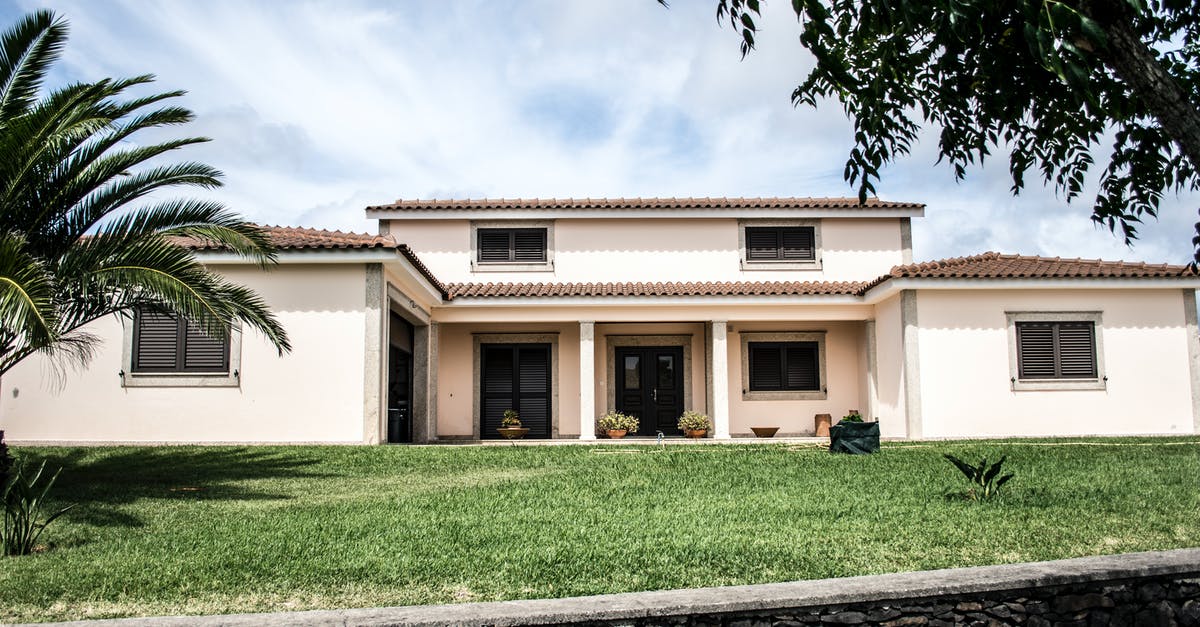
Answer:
(481, 343, 552, 439)
(387, 313, 414, 443)
(614, 346, 684, 436)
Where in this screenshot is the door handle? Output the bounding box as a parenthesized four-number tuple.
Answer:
(652, 389, 658, 402)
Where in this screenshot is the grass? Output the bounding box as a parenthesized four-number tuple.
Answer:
(1, 437, 1198, 623)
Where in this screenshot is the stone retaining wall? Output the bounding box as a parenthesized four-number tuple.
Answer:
(36, 549, 1200, 627)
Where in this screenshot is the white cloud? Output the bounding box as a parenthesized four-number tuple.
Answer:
(8, 0, 1198, 262)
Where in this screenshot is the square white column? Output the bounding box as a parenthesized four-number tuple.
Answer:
(579, 321, 596, 440)
(711, 320, 731, 439)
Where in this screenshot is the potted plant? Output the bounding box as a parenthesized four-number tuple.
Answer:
(677, 410, 711, 438)
(598, 411, 639, 438)
(497, 409, 529, 440)
(828, 410, 880, 454)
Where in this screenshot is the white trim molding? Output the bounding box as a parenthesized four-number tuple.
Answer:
(1005, 311, 1107, 392)
(1183, 289, 1200, 434)
(737, 218, 822, 271)
(738, 331, 828, 401)
(469, 220, 555, 273)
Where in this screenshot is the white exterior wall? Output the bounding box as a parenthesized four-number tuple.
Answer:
(0, 264, 370, 443)
(915, 288, 1195, 437)
(387, 218, 905, 284)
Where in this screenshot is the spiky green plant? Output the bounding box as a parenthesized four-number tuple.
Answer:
(0, 10, 290, 377)
(2, 459, 74, 556)
(943, 454, 1015, 500)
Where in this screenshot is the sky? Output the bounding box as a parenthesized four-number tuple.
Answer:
(4, 0, 1198, 264)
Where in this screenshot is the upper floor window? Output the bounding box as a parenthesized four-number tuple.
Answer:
(470, 221, 555, 272)
(745, 226, 815, 261)
(739, 220, 821, 270)
(478, 228, 547, 263)
(123, 307, 242, 387)
(1006, 312, 1105, 391)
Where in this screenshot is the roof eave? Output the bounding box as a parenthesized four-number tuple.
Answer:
(366, 207, 926, 220)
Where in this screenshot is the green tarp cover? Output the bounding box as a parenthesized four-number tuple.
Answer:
(829, 421, 880, 454)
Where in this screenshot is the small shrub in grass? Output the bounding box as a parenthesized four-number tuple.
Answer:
(944, 454, 1015, 500)
(598, 411, 639, 433)
(840, 411, 864, 423)
(2, 460, 75, 556)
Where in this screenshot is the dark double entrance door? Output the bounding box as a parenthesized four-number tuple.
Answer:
(614, 346, 684, 436)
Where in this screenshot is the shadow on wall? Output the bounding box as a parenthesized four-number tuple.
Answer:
(13, 446, 329, 530)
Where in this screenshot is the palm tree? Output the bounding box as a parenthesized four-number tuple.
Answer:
(0, 10, 290, 377)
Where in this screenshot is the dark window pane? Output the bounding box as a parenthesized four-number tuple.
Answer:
(478, 230, 512, 262)
(785, 343, 819, 390)
(1056, 323, 1097, 378)
(132, 310, 180, 372)
(624, 355, 640, 390)
(657, 355, 674, 388)
(746, 228, 781, 260)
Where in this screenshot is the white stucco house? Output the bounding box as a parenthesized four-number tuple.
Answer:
(3, 197, 1198, 444)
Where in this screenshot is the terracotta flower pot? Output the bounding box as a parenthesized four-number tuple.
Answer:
(497, 427, 529, 440)
(751, 426, 779, 438)
(684, 429, 707, 439)
(606, 429, 628, 439)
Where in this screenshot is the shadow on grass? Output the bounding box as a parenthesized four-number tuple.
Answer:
(15, 447, 331, 530)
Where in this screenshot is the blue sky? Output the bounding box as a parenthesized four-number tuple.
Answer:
(4, 0, 1198, 264)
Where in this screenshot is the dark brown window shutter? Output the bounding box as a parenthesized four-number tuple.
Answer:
(477, 230, 512, 262)
(133, 310, 180, 372)
(1017, 321, 1096, 380)
(512, 229, 547, 262)
(131, 307, 231, 374)
(480, 344, 551, 439)
(749, 341, 820, 392)
(477, 228, 547, 263)
(749, 344, 783, 390)
(183, 323, 230, 372)
(746, 226, 815, 261)
(785, 344, 819, 390)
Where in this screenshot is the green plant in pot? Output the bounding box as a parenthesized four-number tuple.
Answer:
(597, 411, 638, 438)
(677, 410, 711, 438)
(497, 410, 528, 440)
(829, 410, 880, 454)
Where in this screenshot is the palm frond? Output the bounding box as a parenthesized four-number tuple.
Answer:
(0, 232, 56, 352)
(0, 9, 67, 122)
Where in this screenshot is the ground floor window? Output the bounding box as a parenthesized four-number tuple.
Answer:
(739, 331, 828, 400)
(1006, 312, 1105, 391)
(480, 343, 551, 439)
(747, 342, 819, 391)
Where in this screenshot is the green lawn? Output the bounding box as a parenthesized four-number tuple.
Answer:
(1, 438, 1198, 623)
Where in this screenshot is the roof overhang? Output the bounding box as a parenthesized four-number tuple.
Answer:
(197, 248, 447, 305)
(862, 277, 1200, 303)
(367, 207, 925, 220)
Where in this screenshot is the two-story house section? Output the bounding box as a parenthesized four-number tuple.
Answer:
(3, 197, 1199, 444)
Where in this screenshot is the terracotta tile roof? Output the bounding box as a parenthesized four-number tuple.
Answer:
(445, 281, 867, 300)
(367, 196, 924, 212)
(179, 225, 449, 298)
(177, 225, 396, 251)
(861, 251, 1196, 291)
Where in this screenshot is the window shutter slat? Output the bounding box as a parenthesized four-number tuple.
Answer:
(482, 346, 513, 394)
(1017, 323, 1057, 379)
(749, 345, 783, 390)
(133, 311, 179, 372)
(512, 229, 547, 262)
(183, 324, 229, 372)
(1057, 323, 1097, 378)
(746, 228, 781, 260)
(785, 343, 819, 390)
(780, 227, 815, 260)
(478, 230, 512, 262)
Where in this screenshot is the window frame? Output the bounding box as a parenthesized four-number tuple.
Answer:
(1006, 311, 1106, 391)
(121, 308, 242, 388)
(739, 331, 827, 400)
(470, 220, 554, 273)
(738, 219, 822, 271)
